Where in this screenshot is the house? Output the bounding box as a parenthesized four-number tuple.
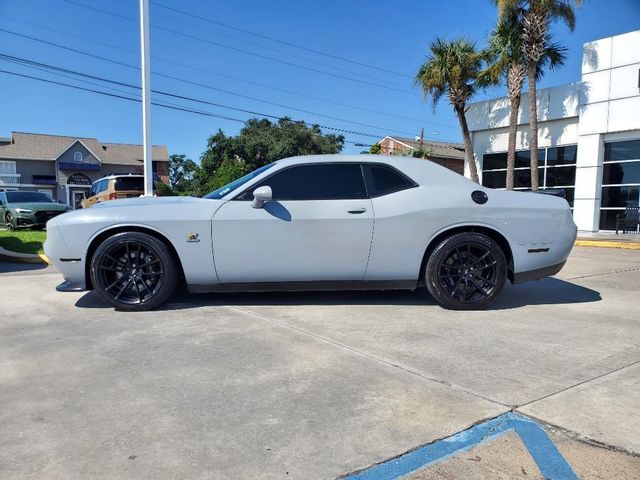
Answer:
(376, 136, 466, 174)
(465, 29, 640, 232)
(0, 132, 169, 209)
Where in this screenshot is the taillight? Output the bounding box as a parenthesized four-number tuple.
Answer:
(109, 192, 117, 200)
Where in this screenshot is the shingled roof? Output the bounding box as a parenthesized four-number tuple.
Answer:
(0, 132, 169, 165)
(381, 136, 465, 160)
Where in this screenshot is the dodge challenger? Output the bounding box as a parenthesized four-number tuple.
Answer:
(44, 154, 577, 311)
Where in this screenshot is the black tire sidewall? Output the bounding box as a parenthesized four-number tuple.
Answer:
(90, 231, 177, 311)
(425, 232, 507, 310)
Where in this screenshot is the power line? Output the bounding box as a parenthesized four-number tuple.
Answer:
(148, 0, 413, 80)
(1, 54, 388, 138)
(0, 29, 422, 136)
(63, 0, 412, 94)
(0, 14, 450, 127)
(104, 0, 400, 86)
(0, 68, 382, 142)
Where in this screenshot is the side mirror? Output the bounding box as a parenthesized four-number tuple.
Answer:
(251, 186, 272, 209)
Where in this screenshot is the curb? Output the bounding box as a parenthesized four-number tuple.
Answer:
(0, 246, 50, 264)
(575, 240, 640, 250)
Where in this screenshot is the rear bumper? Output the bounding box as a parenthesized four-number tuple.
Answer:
(512, 261, 566, 284)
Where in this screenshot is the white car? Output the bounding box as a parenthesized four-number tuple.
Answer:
(44, 154, 577, 311)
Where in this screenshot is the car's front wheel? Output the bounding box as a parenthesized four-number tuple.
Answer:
(90, 232, 177, 311)
(5, 212, 15, 230)
(425, 232, 507, 310)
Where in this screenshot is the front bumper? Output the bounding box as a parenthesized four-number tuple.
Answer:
(14, 210, 66, 228)
(43, 224, 88, 291)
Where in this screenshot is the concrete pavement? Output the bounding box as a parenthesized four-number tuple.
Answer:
(0, 246, 639, 479)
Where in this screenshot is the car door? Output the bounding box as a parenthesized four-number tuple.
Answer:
(212, 163, 374, 283)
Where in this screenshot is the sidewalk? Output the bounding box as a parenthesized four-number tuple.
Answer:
(576, 231, 640, 250)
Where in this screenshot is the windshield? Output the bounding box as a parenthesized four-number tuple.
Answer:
(204, 163, 275, 199)
(6, 191, 53, 203)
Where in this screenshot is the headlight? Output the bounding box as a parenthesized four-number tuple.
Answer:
(15, 208, 33, 214)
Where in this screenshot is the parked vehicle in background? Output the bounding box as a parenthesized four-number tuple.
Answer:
(81, 175, 147, 208)
(45, 154, 578, 312)
(0, 191, 69, 230)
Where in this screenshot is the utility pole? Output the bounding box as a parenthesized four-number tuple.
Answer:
(139, 0, 153, 196)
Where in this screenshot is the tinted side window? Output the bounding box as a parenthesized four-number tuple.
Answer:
(253, 164, 366, 200)
(364, 164, 416, 197)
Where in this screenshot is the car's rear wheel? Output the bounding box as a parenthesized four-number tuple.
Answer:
(425, 232, 507, 310)
(5, 213, 15, 230)
(90, 232, 177, 311)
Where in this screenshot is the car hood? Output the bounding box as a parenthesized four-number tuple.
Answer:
(90, 196, 213, 209)
(8, 202, 68, 211)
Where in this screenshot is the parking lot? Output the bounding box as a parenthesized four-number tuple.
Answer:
(1, 246, 639, 479)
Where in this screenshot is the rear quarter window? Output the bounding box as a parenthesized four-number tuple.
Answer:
(363, 164, 417, 197)
(114, 177, 144, 192)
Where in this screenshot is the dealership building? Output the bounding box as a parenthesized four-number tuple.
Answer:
(466, 29, 640, 232)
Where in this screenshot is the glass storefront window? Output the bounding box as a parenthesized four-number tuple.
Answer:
(601, 186, 640, 208)
(515, 150, 531, 169)
(602, 161, 640, 185)
(547, 145, 577, 165)
(483, 152, 507, 171)
(599, 210, 624, 231)
(600, 140, 640, 230)
(546, 166, 577, 187)
(604, 140, 640, 162)
(482, 170, 506, 189)
(481, 146, 576, 194)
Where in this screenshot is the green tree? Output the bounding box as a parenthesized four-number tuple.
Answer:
(369, 143, 382, 154)
(168, 154, 198, 194)
(479, 8, 565, 189)
(203, 156, 248, 193)
(196, 117, 344, 195)
(415, 38, 484, 183)
(495, 0, 581, 190)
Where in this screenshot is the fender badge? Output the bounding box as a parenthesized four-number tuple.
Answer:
(186, 233, 200, 243)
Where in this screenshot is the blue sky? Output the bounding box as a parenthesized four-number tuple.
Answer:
(0, 0, 639, 161)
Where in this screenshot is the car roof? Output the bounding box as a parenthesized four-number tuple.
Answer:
(273, 154, 471, 186)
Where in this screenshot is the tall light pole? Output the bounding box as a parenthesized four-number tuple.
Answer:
(139, 0, 153, 196)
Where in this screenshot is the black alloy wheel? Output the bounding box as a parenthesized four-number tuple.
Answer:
(5, 213, 15, 230)
(426, 232, 507, 310)
(90, 232, 177, 311)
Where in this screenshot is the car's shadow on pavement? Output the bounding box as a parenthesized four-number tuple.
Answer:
(0, 261, 49, 274)
(75, 277, 601, 311)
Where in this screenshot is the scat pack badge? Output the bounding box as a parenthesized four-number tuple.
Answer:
(186, 232, 200, 243)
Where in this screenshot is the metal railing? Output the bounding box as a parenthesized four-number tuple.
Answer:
(0, 173, 21, 185)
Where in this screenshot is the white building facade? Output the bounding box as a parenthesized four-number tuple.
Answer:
(466, 30, 640, 232)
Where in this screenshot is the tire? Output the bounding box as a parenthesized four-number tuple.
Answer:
(5, 213, 15, 230)
(90, 231, 178, 311)
(425, 232, 507, 310)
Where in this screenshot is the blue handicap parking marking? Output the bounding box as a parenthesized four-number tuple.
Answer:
(344, 412, 578, 480)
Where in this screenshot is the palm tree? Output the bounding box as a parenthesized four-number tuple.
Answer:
(496, 0, 581, 190)
(416, 38, 483, 183)
(479, 10, 565, 190)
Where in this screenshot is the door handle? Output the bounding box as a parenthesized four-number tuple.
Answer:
(348, 208, 367, 214)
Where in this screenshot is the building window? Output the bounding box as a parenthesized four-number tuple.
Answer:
(481, 145, 577, 207)
(38, 189, 53, 200)
(599, 139, 640, 230)
(0, 160, 17, 174)
(74, 151, 83, 162)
